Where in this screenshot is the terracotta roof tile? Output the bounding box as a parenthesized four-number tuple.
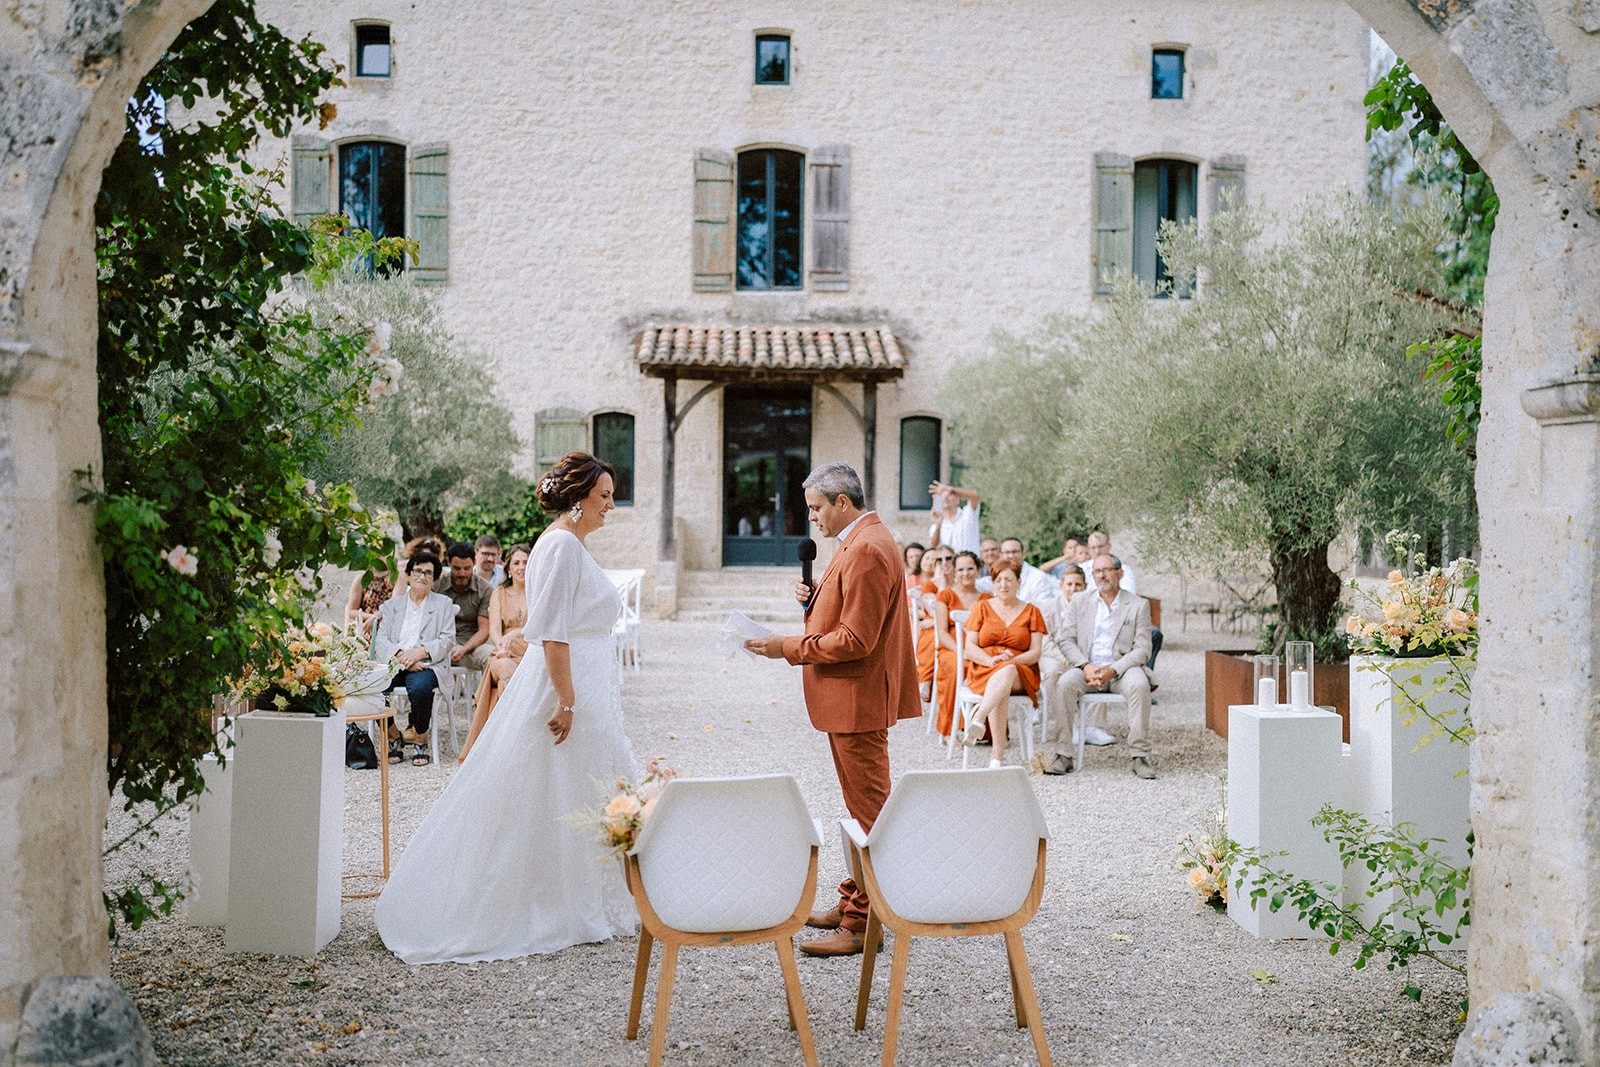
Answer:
(635, 324, 906, 380)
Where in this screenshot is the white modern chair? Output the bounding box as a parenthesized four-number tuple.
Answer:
(947, 611, 1036, 769)
(624, 774, 822, 1067)
(607, 567, 645, 670)
(843, 767, 1052, 1066)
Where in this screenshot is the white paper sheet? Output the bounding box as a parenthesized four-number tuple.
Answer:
(718, 610, 774, 661)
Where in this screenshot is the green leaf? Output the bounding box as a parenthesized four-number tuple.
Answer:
(1249, 968, 1276, 986)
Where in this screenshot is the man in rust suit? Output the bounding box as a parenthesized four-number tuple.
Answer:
(747, 461, 921, 956)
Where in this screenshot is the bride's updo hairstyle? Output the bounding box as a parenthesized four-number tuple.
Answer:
(536, 451, 617, 514)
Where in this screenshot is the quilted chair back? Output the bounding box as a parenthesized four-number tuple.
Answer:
(632, 774, 821, 934)
(867, 767, 1048, 925)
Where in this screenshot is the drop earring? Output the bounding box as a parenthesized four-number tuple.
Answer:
(569, 503, 583, 522)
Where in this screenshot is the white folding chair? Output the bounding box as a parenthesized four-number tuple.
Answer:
(844, 768, 1053, 1066)
(625, 775, 822, 1067)
(607, 568, 645, 670)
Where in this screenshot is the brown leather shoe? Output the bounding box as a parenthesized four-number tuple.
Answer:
(805, 906, 843, 930)
(798, 928, 880, 958)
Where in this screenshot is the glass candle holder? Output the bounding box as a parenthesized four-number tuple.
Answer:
(1286, 641, 1315, 709)
(1253, 655, 1280, 709)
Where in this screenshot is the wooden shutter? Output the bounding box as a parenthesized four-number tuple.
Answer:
(809, 144, 850, 292)
(1093, 152, 1134, 297)
(291, 136, 331, 227)
(692, 148, 735, 292)
(409, 143, 449, 285)
(1208, 154, 1246, 218)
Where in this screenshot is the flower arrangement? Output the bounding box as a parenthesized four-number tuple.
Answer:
(236, 622, 376, 717)
(1345, 530, 1478, 659)
(1176, 777, 1233, 910)
(591, 758, 682, 860)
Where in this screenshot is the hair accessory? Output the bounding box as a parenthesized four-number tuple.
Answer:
(569, 503, 583, 521)
(540, 475, 558, 495)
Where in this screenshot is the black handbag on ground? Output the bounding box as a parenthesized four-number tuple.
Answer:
(345, 722, 379, 770)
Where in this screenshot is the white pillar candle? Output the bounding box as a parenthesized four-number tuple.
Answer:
(1256, 676, 1277, 709)
(1289, 669, 1310, 709)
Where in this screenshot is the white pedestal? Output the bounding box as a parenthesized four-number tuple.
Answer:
(186, 753, 233, 927)
(1227, 703, 1343, 939)
(1346, 656, 1470, 941)
(226, 711, 344, 955)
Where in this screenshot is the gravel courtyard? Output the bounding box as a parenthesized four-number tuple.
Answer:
(105, 618, 1465, 1066)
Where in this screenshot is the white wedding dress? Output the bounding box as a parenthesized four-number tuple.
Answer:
(374, 528, 639, 963)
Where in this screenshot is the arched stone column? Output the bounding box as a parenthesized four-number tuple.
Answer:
(0, 1, 213, 1060)
(1348, 1, 1600, 1058)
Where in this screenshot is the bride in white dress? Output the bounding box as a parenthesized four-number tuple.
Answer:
(375, 453, 639, 963)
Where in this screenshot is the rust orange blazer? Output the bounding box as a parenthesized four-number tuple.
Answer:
(781, 512, 922, 734)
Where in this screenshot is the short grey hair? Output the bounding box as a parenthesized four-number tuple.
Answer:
(803, 461, 865, 508)
(1093, 552, 1123, 571)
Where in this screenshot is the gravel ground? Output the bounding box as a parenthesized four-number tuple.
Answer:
(106, 619, 1465, 1066)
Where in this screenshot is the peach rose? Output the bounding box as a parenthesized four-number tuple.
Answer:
(1444, 608, 1475, 633)
(1387, 569, 1405, 586)
(605, 793, 642, 820)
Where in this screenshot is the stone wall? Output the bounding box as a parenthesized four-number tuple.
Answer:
(250, 0, 1370, 598)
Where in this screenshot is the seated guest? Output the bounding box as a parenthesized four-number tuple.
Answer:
(903, 541, 926, 592)
(1079, 530, 1138, 595)
(1040, 537, 1082, 579)
(1038, 567, 1091, 773)
(457, 543, 530, 763)
(959, 559, 1047, 766)
(435, 542, 493, 671)
(978, 537, 1000, 579)
(1056, 553, 1159, 779)
(474, 534, 504, 588)
(912, 547, 954, 698)
(372, 551, 456, 766)
(931, 550, 989, 736)
(1001, 537, 1059, 606)
(344, 564, 394, 641)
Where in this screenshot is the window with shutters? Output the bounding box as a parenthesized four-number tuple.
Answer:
(737, 149, 804, 290)
(1152, 48, 1184, 99)
(592, 412, 635, 505)
(899, 417, 941, 511)
(355, 23, 391, 77)
(339, 140, 405, 273)
(535, 409, 587, 467)
(1133, 158, 1197, 295)
(755, 34, 790, 85)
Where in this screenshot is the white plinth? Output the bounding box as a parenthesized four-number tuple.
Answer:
(1227, 703, 1343, 939)
(1346, 656, 1470, 941)
(226, 711, 344, 955)
(186, 753, 233, 927)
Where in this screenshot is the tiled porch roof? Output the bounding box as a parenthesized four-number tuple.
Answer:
(635, 323, 907, 381)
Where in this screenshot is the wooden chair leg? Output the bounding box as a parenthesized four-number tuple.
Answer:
(626, 930, 653, 1040)
(648, 941, 679, 1067)
(1004, 931, 1026, 1028)
(881, 933, 913, 1067)
(854, 911, 883, 1031)
(776, 937, 820, 1067)
(1004, 930, 1052, 1067)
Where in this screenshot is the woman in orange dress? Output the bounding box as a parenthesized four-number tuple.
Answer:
(960, 558, 1046, 765)
(913, 546, 955, 700)
(903, 541, 926, 592)
(456, 543, 530, 763)
(932, 550, 989, 736)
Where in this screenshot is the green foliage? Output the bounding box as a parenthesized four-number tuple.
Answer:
(1233, 805, 1470, 999)
(445, 481, 554, 548)
(92, 0, 396, 937)
(1366, 59, 1497, 308)
(938, 319, 1097, 559)
(1411, 334, 1482, 452)
(303, 272, 520, 539)
(947, 193, 1476, 652)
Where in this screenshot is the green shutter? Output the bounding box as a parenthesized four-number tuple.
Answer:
(1093, 152, 1134, 297)
(409, 143, 449, 284)
(291, 136, 331, 227)
(692, 148, 735, 292)
(809, 144, 850, 292)
(536, 408, 588, 466)
(1209, 154, 1246, 218)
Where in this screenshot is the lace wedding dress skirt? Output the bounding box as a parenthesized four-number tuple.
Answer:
(375, 529, 639, 963)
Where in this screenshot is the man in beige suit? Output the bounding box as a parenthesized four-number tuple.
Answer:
(1053, 553, 1159, 779)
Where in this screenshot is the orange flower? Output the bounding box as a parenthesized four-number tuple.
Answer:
(1387, 569, 1405, 585)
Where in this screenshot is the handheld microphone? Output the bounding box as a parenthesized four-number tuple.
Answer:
(798, 538, 817, 590)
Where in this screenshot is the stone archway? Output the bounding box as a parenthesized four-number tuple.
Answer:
(5, 0, 1600, 1062)
(1, 0, 213, 1058)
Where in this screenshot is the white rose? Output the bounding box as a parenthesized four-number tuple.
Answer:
(262, 530, 283, 567)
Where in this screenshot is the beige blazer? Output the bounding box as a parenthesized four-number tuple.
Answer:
(1056, 588, 1157, 689)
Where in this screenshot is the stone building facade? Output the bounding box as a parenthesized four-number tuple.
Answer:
(251, 0, 1370, 610)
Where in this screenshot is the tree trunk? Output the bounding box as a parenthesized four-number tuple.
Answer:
(1268, 539, 1343, 653)
(398, 498, 446, 545)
